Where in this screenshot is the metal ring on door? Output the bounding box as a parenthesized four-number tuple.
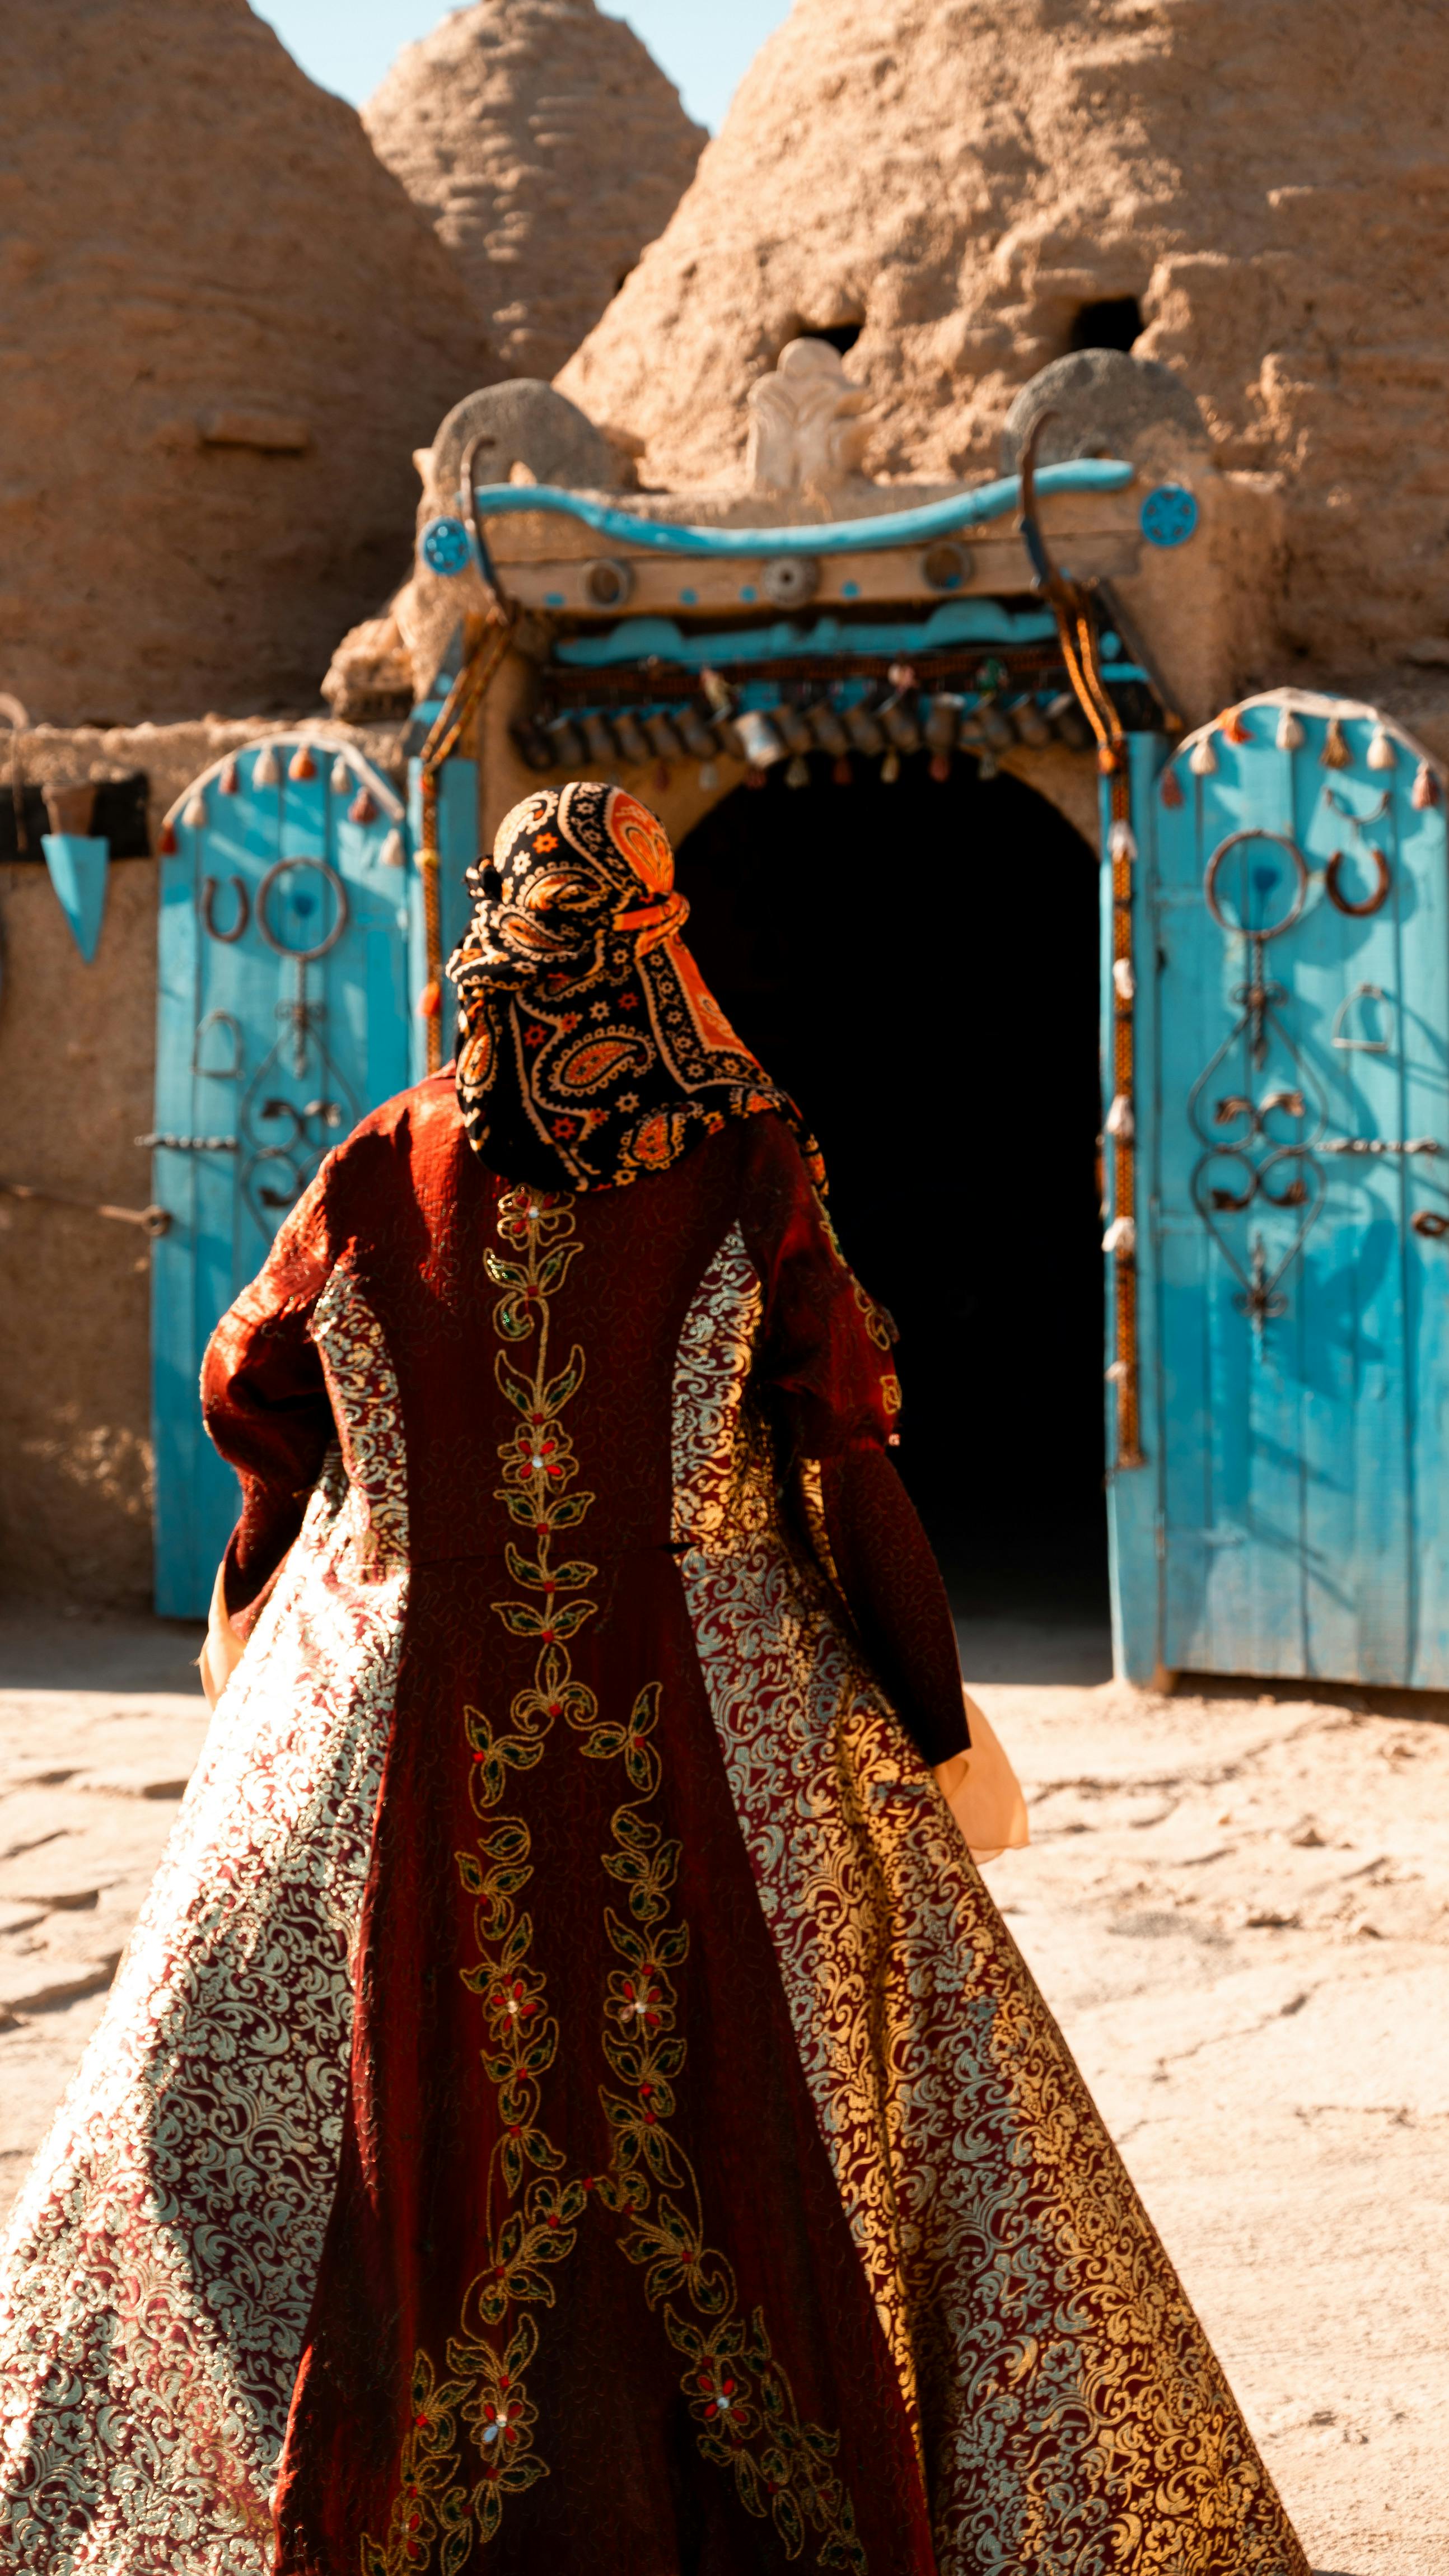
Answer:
(1204, 829, 1309, 939)
(1325, 844, 1391, 918)
(255, 856, 349, 961)
(1412, 1210, 1449, 1240)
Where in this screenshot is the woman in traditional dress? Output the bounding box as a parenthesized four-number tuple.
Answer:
(1, 782, 1307, 2576)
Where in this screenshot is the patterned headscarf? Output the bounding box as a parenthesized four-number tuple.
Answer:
(448, 782, 824, 1192)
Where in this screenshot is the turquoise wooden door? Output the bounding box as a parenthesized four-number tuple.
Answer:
(149, 734, 414, 1617)
(1111, 695, 1449, 1685)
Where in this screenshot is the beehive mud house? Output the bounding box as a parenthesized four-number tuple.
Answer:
(6, 0, 1449, 1698)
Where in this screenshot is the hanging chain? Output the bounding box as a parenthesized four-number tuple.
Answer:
(1017, 418, 1144, 1469)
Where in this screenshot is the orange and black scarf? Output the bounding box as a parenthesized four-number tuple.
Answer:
(448, 782, 823, 1192)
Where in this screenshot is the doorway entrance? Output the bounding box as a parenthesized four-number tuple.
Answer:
(675, 755, 1107, 1630)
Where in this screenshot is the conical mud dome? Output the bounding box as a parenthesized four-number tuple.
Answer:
(364, 0, 705, 382)
(0, 0, 495, 725)
(559, 0, 1449, 673)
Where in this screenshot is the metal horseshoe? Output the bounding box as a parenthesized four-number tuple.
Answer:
(1325, 845, 1391, 918)
(200, 875, 250, 942)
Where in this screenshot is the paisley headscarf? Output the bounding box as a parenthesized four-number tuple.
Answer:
(448, 782, 824, 1192)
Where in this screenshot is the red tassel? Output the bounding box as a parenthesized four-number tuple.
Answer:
(158, 819, 177, 855)
(1223, 708, 1252, 744)
(219, 757, 240, 795)
(349, 786, 377, 824)
(1413, 759, 1441, 810)
(743, 766, 766, 791)
(929, 750, 952, 783)
(288, 744, 317, 783)
(1160, 764, 1185, 808)
(418, 978, 442, 1020)
(832, 755, 853, 787)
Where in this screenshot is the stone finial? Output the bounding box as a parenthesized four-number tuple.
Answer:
(745, 339, 874, 499)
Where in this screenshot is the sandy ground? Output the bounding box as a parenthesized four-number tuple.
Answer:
(1, 1600, 1445, 2576)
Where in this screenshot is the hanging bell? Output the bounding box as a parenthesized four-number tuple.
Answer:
(349, 786, 378, 824)
(1320, 715, 1350, 769)
(1010, 696, 1053, 748)
(253, 743, 281, 787)
(806, 699, 850, 758)
(614, 711, 652, 768)
(785, 754, 811, 790)
(1413, 759, 1441, 810)
(543, 714, 588, 769)
(881, 748, 901, 784)
(183, 791, 208, 830)
(733, 707, 788, 770)
(1044, 691, 1092, 752)
(644, 711, 685, 764)
(1189, 731, 1218, 776)
(582, 712, 618, 768)
(1222, 708, 1252, 744)
(924, 694, 960, 754)
(677, 706, 717, 763)
(330, 755, 353, 795)
(218, 756, 240, 795)
(512, 720, 555, 773)
(881, 701, 923, 755)
(844, 704, 886, 758)
(1159, 764, 1185, 809)
(773, 702, 815, 757)
(1275, 705, 1305, 751)
(288, 743, 317, 783)
(978, 703, 1016, 752)
(1367, 724, 1397, 771)
(380, 828, 406, 868)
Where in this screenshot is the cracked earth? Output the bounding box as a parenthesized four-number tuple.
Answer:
(1, 1605, 1445, 2576)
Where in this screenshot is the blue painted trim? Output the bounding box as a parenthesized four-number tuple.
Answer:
(557, 601, 1062, 670)
(469, 458, 1134, 558)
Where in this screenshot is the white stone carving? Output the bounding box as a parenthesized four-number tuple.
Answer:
(745, 338, 875, 498)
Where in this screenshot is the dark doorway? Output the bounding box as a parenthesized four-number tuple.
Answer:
(1069, 296, 1143, 354)
(675, 754, 1109, 1627)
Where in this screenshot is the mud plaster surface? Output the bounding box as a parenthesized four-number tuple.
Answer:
(1, 1604, 1442, 2576)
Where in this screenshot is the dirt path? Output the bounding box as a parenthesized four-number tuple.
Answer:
(2, 1606, 1443, 2575)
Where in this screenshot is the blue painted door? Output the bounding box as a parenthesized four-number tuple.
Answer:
(150, 734, 415, 1617)
(1110, 696, 1449, 1685)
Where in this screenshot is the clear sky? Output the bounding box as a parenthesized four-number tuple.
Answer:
(253, 0, 792, 128)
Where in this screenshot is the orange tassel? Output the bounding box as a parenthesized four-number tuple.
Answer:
(288, 743, 317, 782)
(929, 751, 952, 783)
(219, 756, 240, 795)
(1160, 764, 1185, 808)
(349, 786, 377, 824)
(1320, 716, 1350, 769)
(832, 755, 853, 787)
(1223, 708, 1252, 744)
(418, 978, 442, 1020)
(1413, 760, 1441, 810)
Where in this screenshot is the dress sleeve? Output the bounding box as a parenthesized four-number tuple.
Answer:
(200, 1165, 337, 1633)
(738, 1117, 967, 1765)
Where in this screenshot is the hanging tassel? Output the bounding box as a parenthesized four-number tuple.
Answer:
(743, 766, 767, 791)
(253, 743, 281, 787)
(1367, 724, 1396, 771)
(1275, 706, 1305, 752)
(183, 792, 208, 830)
(929, 750, 952, 784)
(418, 978, 442, 1021)
(330, 755, 353, 795)
(1320, 716, 1350, 769)
(833, 755, 853, 787)
(1113, 956, 1135, 1004)
(1413, 759, 1441, 810)
(1102, 1215, 1137, 1258)
(218, 756, 240, 795)
(1105, 1092, 1135, 1142)
(288, 743, 317, 782)
(1159, 764, 1185, 809)
(1109, 819, 1138, 864)
(349, 786, 378, 824)
(380, 827, 406, 867)
(158, 818, 178, 856)
(785, 754, 810, 789)
(881, 748, 901, 784)
(1189, 731, 1218, 776)
(698, 760, 719, 794)
(1223, 708, 1252, 744)
(978, 751, 999, 781)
